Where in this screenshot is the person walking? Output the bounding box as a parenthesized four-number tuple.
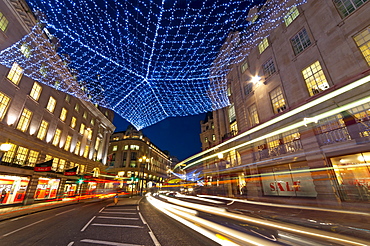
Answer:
(114, 193, 119, 205)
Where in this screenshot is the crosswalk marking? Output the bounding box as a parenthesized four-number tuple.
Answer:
(91, 223, 144, 228)
(97, 216, 139, 220)
(100, 212, 137, 214)
(104, 209, 137, 211)
(80, 239, 144, 246)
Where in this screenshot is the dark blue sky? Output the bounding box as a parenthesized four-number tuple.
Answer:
(113, 113, 206, 161)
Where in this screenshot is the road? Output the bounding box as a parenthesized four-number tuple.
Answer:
(0, 198, 218, 246)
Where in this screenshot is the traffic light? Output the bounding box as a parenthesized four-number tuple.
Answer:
(78, 178, 84, 184)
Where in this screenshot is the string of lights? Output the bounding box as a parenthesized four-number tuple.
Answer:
(0, 0, 306, 129)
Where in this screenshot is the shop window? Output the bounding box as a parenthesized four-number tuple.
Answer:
(270, 87, 286, 114)
(0, 175, 29, 205)
(302, 61, 330, 96)
(34, 178, 60, 200)
(60, 108, 68, 122)
(291, 28, 311, 55)
(0, 12, 9, 32)
(258, 37, 269, 54)
(333, 0, 368, 18)
(29, 82, 42, 101)
(37, 120, 49, 140)
(7, 62, 24, 85)
(46, 96, 56, 113)
(353, 26, 370, 66)
(284, 5, 299, 26)
(0, 92, 10, 121)
(16, 108, 32, 132)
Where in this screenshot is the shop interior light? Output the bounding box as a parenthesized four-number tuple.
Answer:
(0, 143, 12, 152)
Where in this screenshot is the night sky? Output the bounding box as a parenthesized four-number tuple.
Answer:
(113, 113, 206, 161)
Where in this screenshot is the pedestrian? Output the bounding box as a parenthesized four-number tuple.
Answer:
(114, 193, 119, 205)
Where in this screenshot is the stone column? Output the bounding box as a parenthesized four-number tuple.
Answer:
(23, 173, 41, 205)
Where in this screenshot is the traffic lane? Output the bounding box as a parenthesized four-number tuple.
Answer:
(72, 204, 155, 246)
(140, 196, 219, 246)
(0, 200, 112, 246)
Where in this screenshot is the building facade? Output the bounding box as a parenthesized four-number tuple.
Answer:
(107, 126, 171, 193)
(0, 0, 115, 205)
(197, 0, 370, 207)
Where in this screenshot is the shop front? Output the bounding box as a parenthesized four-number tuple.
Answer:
(330, 152, 370, 201)
(260, 162, 317, 197)
(0, 174, 30, 204)
(34, 177, 61, 200)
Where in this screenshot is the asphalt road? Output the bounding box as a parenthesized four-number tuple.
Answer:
(0, 199, 218, 246)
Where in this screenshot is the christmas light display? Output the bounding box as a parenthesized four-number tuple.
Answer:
(0, 0, 306, 129)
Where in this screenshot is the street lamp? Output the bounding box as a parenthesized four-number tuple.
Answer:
(138, 156, 149, 196)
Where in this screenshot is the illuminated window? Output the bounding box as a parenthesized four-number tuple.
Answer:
(15, 146, 29, 164)
(228, 104, 236, 123)
(112, 137, 119, 141)
(46, 97, 56, 113)
(249, 104, 260, 126)
(70, 117, 77, 129)
(16, 108, 32, 132)
(79, 123, 85, 134)
(52, 158, 59, 171)
(212, 134, 216, 141)
(130, 145, 140, 150)
(333, 0, 368, 18)
(124, 145, 129, 150)
(83, 111, 87, 119)
(74, 103, 79, 112)
(28, 150, 39, 166)
(241, 60, 249, 73)
(284, 5, 299, 26)
(60, 108, 68, 121)
(52, 129, 62, 146)
(45, 155, 53, 161)
(58, 159, 66, 172)
(112, 145, 118, 151)
(205, 137, 208, 143)
(291, 28, 311, 55)
(244, 83, 253, 96)
(20, 43, 31, 58)
(0, 92, 10, 121)
(95, 138, 101, 150)
(29, 82, 42, 101)
(258, 37, 269, 54)
(7, 62, 24, 85)
(83, 145, 89, 158)
(65, 94, 70, 103)
(74, 141, 81, 155)
(40, 63, 47, 77)
(2, 143, 16, 162)
(37, 120, 49, 140)
(262, 58, 276, 78)
(87, 129, 93, 140)
(90, 119, 95, 125)
(54, 81, 60, 89)
(0, 12, 9, 32)
(270, 87, 287, 114)
(64, 135, 72, 151)
(354, 26, 370, 66)
(230, 121, 238, 135)
(302, 61, 329, 96)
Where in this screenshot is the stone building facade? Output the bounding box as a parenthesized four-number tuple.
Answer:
(0, 0, 115, 205)
(197, 0, 370, 207)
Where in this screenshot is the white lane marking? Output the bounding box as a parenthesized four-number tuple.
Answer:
(91, 223, 143, 228)
(1, 219, 45, 237)
(55, 208, 76, 216)
(138, 212, 147, 224)
(137, 205, 139, 211)
(67, 242, 74, 246)
(81, 216, 96, 232)
(10, 217, 23, 221)
(99, 207, 105, 213)
(100, 212, 136, 214)
(80, 239, 143, 246)
(97, 216, 139, 220)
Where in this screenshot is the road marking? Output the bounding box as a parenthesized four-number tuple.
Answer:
(55, 208, 76, 216)
(81, 216, 96, 232)
(67, 242, 74, 246)
(97, 216, 139, 220)
(1, 219, 45, 237)
(104, 209, 137, 211)
(100, 212, 136, 214)
(138, 212, 147, 224)
(138, 212, 161, 246)
(137, 205, 139, 211)
(91, 223, 144, 228)
(80, 239, 143, 246)
(99, 207, 105, 213)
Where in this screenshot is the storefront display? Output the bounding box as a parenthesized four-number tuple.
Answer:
(63, 182, 77, 197)
(260, 162, 317, 197)
(331, 152, 370, 201)
(34, 177, 60, 200)
(0, 175, 30, 204)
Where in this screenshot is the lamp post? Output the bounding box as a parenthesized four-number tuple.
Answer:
(138, 156, 149, 196)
